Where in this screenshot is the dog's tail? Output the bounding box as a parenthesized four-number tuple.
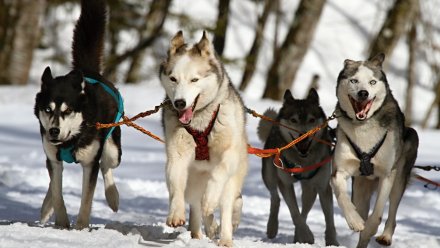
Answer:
(257, 108, 277, 142)
(72, 0, 106, 74)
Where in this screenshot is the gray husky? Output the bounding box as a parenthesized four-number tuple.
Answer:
(332, 53, 419, 248)
(257, 89, 339, 246)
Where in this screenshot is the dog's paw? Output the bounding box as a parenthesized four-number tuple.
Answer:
(266, 217, 278, 239)
(294, 226, 314, 244)
(376, 235, 392, 246)
(105, 184, 119, 212)
(218, 238, 233, 247)
(191, 231, 203, 239)
(55, 216, 70, 229)
(74, 222, 89, 230)
(345, 211, 365, 232)
(204, 218, 219, 239)
(166, 213, 186, 227)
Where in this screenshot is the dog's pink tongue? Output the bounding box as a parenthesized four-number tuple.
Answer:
(355, 100, 372, 119)
(178, 108, 193, 125)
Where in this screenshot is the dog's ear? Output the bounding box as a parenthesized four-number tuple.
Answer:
(68, 70, 84, 91)
(307, 88, 319, 104)
(368, 53, 385, 67)
(41, 66, 53, 91)
(195, 30, 212, 57)
(169, 30, 185, 56)
(344, 59, 356, 68)
(283, 89, 294, 102)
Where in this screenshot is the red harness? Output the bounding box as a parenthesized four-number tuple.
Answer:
(184, 105, 220, 161)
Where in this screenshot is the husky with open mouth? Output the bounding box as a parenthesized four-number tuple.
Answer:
(257, 89, 339, 246)
(332, 53, 419, 248)
(159, 31, 248, 247)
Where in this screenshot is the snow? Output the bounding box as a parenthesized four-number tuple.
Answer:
(1, 0, 440, 247)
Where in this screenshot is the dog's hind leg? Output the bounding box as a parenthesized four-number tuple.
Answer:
(100, 137, 121, 212)
(352, 177, 377, 220)
(278, 182, 314, 244)
(318, 183, 339, 246)
(358, 170, 396, 248)
(76, 161, 100, 229)
(217, 178, 241, 247)
(186, 171, 207, 239)
(376, 128, 418, 246)
(232, 194, 243, 232)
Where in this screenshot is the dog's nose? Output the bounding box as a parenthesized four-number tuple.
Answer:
(49, 128, 60, 138)
(357, 90, 369, 101)
(174, 99, 186, 110)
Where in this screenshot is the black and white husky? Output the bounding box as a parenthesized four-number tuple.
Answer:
(332, 53, 419, 248)
(34, 0, 122, 229)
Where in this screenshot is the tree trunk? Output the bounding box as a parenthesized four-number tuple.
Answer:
(262, 0, 326, 100)
(104, 0, 172, 79)
(368, 0, 418, 60)
(0, 0, 45, 85)
(404, 20, 417, 125)
(239, 0, 275, 91)
(212, 0, 230, 56)
(124, 0, 172, 84)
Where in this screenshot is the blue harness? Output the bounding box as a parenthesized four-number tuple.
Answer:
(59, 77, 124, 163)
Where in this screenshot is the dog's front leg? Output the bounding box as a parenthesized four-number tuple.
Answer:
(166, 155, 190, 227)
(76, 161, 99, 229)
(332, 169, 365, 232)
(48, 159, 70, 228)
(357, 170, 396, 248)
(40, 159, 54, 224)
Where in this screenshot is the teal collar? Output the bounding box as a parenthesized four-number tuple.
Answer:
(59, 77, 124, 164)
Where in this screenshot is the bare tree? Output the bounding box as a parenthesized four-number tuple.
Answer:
(368, 0, 418, 60)
(404, 19, 417, 125)
(239, 0, 275, 91)
(213, 0, 231, 56)
(104, 0, 172, 79)
(124, 0, 173, 83)
(0, 0, 46, 85)
(262, 0, 326, 100)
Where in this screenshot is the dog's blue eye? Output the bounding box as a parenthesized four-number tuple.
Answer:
(44, 107, 52, 113)
(191, 78, 199, 83)
(170, 76, 177, 82)
(350, 79, 358, 84)
(369, 80, 377, 85)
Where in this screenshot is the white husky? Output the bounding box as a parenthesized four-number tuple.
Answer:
(159, 31, 248, 247)
(332, 53, 418, 248)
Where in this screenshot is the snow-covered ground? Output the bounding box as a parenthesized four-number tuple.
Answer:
(1, 0, 440, 247)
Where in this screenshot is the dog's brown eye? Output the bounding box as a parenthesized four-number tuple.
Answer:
(350, 79, 358, 84)
(64, 108, 73, 115)
(191, 78, 199, 83)
(309, 118, 316, 123)
(369, 80, 376, 85)
(170, 76, 177, 82)
(290, 118, 298, 124)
